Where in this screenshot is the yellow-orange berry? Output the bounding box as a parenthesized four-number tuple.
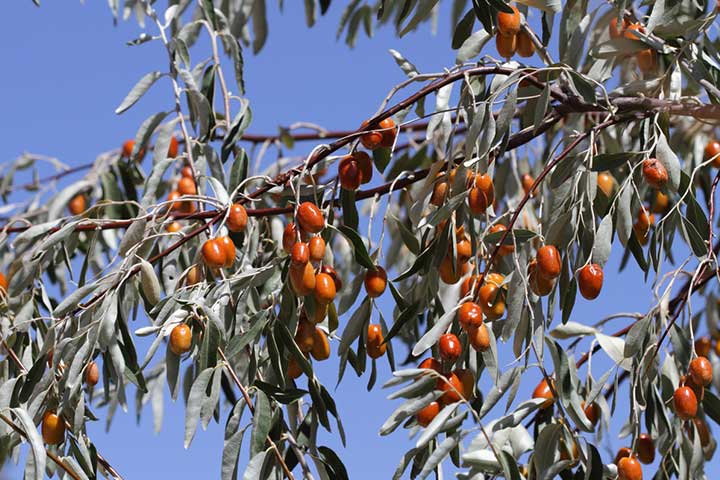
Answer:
(227, 204, 248, 232)
(364, 266, 387, 298)
(169, 324, 192, 355)
(42, 412, 65, 445)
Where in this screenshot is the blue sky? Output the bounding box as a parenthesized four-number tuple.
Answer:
(1, 1, 716, 479)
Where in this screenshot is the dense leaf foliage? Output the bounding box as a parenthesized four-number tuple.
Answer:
(4, 0, 720, 478)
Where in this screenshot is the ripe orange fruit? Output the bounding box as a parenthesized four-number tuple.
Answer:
(468, 174, 495, 215)
(624, 22, 646, 40)
(460, 275, 482, 299)
(516, 31, 535, 58)
(705, 139, 720, 167)
(283, 223, 299, 254)
(178, 176, 197, 196)
(642, 158, 668, 189)
(583, 401, 600, 427)
(430, 175, 448, 206)
(488, 224, 514, 256)
(468, 323, 491, 352)
(533, 378, 555, 409)
(633, 209, 654, 245)
(438, 371, 464, 404)
(311, 327, 330, 361)
(652, 190, 669, 214)
(167, 136, 179, 158)
(416, 401, 441, 427)
(290, 262, 316, 296)
(438, 333, 462, 362)
(689, 417, 711, 447)
(536, 245, 561, 280)
(310, 304, 328, 324)
(287, 355, 303, 379)
(354, 151, 373, 184)
(458, 302, 483, 329)
(320, 265, 343, 291)
(85, 361, 100, 387)
(42, 412, 65, 445)
(308, 237, 325, 262)
(419, 357, 442, 374)
(166, 221, 182, 233)
(0, 272, 8, 294)
(439, 256, 468, 284)
(295, 320, 315, 353)
(122, 139, 145, 159)
(529, 259, 555, 296)
(577, 263, 603, 300)
(367, 323, 386, 359)
(169, 324, 192, 355)
(637, 433, 654, 464)
(186, 265, 202, 286)
(339, 155, 363, 191)
(202, 239, 226, 268)
(297, 202, 325, 234)
(455, 368, 475, 400)
(673, 386, 698, 420)
(609, 16, 629, 39)
(167, 191, 182, 212)
(314, 273, 337, 304)
(597, 171, 615, 197)
(496, 5, 521, 36)
(614, 447, 632, 465)
(379, 118, 397, 148)
(695, 336, 712, 358)
(218, 236, 236, 268)
(636, 49, 655, 73)
(495, 31, 517, 59)
(520, 173, 534, 195)
(478, 283, 505, 320)
(227, 204, 248, 232)
(291, 242, 310, 268)
(181, 165, 193, 178)
(364, 266, 387, 298)
(455, 238, 472, 264)
(360, 120, 384, 150)
(683, 374, 705, 402)
(689, 356, 713, 387)
(68, 194, 86, 215)
(617, 456, 642, 480)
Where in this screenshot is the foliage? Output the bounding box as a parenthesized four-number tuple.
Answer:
(3, 0, 720, 479)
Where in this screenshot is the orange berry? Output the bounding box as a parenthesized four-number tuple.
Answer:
(364, 266, 387, 298)
(516, 31, 535, 57)
(533, 378, 555, 409)
(521, 173, 534, 195)
(652, 190, 669, 214)
(455, 238, 472, 264)
(705, 139, 720, 167)
(186, 265, 202, 286)
(624, 23, 646, 40)
(320, 265, 343, 291)
(673, 386, 698, 420)
(419, 357, 442, 374)
(287, 355, 303, 379)
(583, 401, 600, 427)
(636, 49, 656, 74)
(181, 165, 193, 178)
(295, 320, 315, 353)
(468, 174, 495, 215)
(689, 356, 713, 387)
(468, 323, 491, 352)
(169, 324, 192, 355)
(178, 176, 197, 196)
(291, 242, 310, 268)
(166, 221, 182, 233)
(617, 456, 643, 480)
(416, 401, 441, 427)
(366, 324, 386, 359)
(438, 371, 464, 404)
(379, 117, 397, 148)
(577, 263, 603, 300)
(597, 172, 615, 197)
(478, 283, 505, 320)
(202, 239, 226, 268)
(529, 259, 555, 296)
(167, 136, 179, 158)
(308, 237, 325, 262)
(495, 31, 517, 59)
(496, 5, 521, 36)
(637, 433, 655, 464)
(227, 204, 248, 232)
(290, 262, 317, 296)
(297, 202, 325, 234)
(360, 120, 384, 150)
(283, 223, 299, 254)
(339, 155, 363, 191)
(455, 368, 475, 400)
(314, 272, 337, 305)
(85, 361, 100, 387)
(0, 272, 7, 294)
(354, 151, 373, 184)
(310, 327, 330, 361)
(633, 209, 655, 245)
(609, 16, 629, 39)
(68, 194, 86, 215)
(167, 190, 182, 212)
(460, 275, 482, 299)
(536, 245, 561, 280)
(430, 176, 448, 206)
(488, 224, 514, 256)
(642, 158, 668, 189)
(458, 302, 483, 329)
(695, 337, 712, 358)
(688, 417, 711, 447)
(122, 139, 135, 158)
(218, 236, 235, 268)
(41, 412, 65, 445)
(438, 333, 462, 362)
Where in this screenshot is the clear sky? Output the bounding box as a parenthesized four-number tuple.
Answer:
(1, 1, 716, 479)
